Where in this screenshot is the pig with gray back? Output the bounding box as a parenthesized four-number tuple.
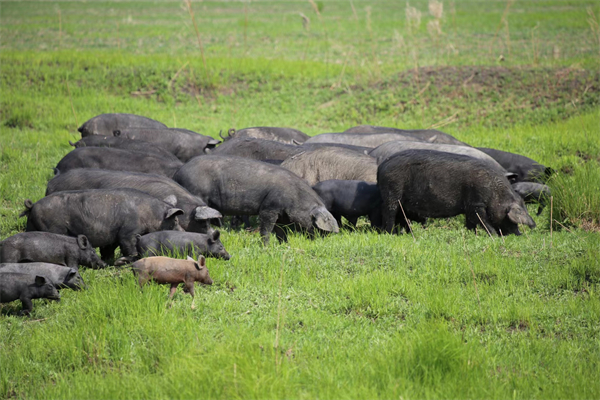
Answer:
(512, 182, 551, 216)
(78, 113, 167, 137)
(222, 127, 310, 145)
(46, 169, 222, 234)
(0, 273, 60, 315)
(312, 180, 382, 229)
(477, 147, 554, 183)
(0, 262, 85, 290)
(303, 132, 427, 148)
(209, 137, 304, 162)
(21, 188, 184, 262)
(173, 155, 339, 245)
(281, 147, 379, 185)
(69, 136, 180, 162)
(55, 147, 183, 178)
(378, 150, 536, 235)
(0, 232, 105, 269)
(136, 230, 230, 260)
(344, 125, 468, 146)
(114, 128, 220, 162)
(132, 255, 212, 298)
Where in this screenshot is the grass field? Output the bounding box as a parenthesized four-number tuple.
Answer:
(1, 1, 599, 398)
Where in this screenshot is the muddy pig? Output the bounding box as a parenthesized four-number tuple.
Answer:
(0, 273, 60, 315)
(132, 256, 213, 298)
(136, 231, 230, 260)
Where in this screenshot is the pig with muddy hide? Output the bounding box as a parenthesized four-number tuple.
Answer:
(0, 273, 60, 315)
(21, 188, 184, 263)
(131, 255, 213, 298)
(0, 232, 105, 269)
(136, 230, 231, 260)
(55, 147, 183, 178)
(69, 136, 180, 162)
(46, 169, 222, 234)
(114, 128, 220, 162)
(377, 150, 536, 235)
(281, 147, 378, 186)
(173, 155, 339, 245)
(78, 113, 167, 137)
(222, 127, 310, 145)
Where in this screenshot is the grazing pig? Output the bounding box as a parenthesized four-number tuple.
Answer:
(173, 155, 339, 244)
(209, 137, 303, 161)
(132, 256, 213, 298)
(343, 125, 468, 146)
(0, 232, 106, 269)
(312, 180, 382, 228)
(0, 262, 85, 290)
(21, 188, 184, 262)
(378, 150, 536, 235)
(281, 147, 378, 185)
(136, 230, 230, 260)
(78, 113, 167, 137)
(69, 136, 180, 161)
(55, 147, 183, 178)
(221, 127, 310, 145)
(0, 273, 60, 315)
(114, 128, 220, 162)
(477, 148, 554, 183)
(46, 169, 222, 234)
(303, 132, 426, 148)
(369, 141, 517, 181)
(512, 182, 551, 216)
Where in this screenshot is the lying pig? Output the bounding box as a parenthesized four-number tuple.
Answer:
(512, 182, 551, 216)
(131, 256, 213, 298)
(136, 231, 231, 260)
(312, 180, 382, 229)
(78, 113, 167, 137)
(0, 262, 85, 290)
(0, 273, 60, 315)
(69, 136, 180, 162)
(0, 232, 106, 269)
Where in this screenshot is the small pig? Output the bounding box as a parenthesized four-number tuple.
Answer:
(0, 263, 86, 290)
(132, 256, 213, 298)
(136, 231, 231, 260)
(511, 182, 551, 216)
(0, 232, 106, 269)
(312, 180, 382, 229)
(0, 273, 60, 315)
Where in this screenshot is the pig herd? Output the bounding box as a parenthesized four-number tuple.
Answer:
(0, 113, 553, 315)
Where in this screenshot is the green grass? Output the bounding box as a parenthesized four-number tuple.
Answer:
(1, 1, 600, 399)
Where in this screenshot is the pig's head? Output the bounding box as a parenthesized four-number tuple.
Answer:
(69, 140, 85, 148)
(311, 206, 339, 234)
(34, 275, 61, 301)
(498, 201, 536, 236)
(63, 268, 86, 290)
(207, 230, 231, 260)
(187, 255, 213, 285)
(76, 235, 106, 269)
(160, 208, 185, 232)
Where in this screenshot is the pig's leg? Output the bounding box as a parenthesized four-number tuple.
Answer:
(19, 296, 33, 316)
(259, 210, 278, 245)
(466, 206, 497, 236)
(118, 234, 139, 259)
(382, 199, 399, 234)
(184, 280, 195, 298)
(347, 216, 359, 228)
(168, 283, 178, 299)
(273, 225, 288, 243)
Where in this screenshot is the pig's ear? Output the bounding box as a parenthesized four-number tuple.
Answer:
(113, 130, 122, 137)
(187, 256, 195, 262)
(212, 230, 220, 241)
(67, 269, 78, 279)
(507, 204, 536, 228)
(35, 276, 47, 286)
(505, 172, 518, 183)
(196, 255, 206, 270)
(194, 206, 222, 220)
(312, 209, 339, 233)
(163, 195, 177, 207)
(165, 208, 184, 219)
(207, 139, 221, 147)
(77, 235, 90, 250)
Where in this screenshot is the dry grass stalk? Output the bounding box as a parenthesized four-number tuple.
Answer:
(461, 233, 482, 310)
(550, 195, 553, 248)
(476, 212, 495, 240)
(274, 255, 285, 369)
(350, 0, 358, 21)
(299, 12, 310, 31)
(244, 1, 248, 52)
(405, 2, 422, 35)
(490, 0, 515, 56)
(428, 0, 443, 19)
(398, 200, 416, 242)
(183, 0, 208, 74)
(57, 7, 62, 46)
(587, 7, 600, 59)
(531, 23, 540, 66)
(65, 79, 79, 128)
(428, 111, 458, 129)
